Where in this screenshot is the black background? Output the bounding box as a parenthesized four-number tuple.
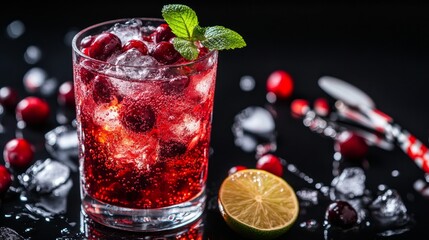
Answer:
(1, 1, 429, 239)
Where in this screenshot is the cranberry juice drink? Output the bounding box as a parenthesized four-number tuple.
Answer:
(72, 18, 217, 231)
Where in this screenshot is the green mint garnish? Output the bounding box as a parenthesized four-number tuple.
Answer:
(162, 4, 246, 60)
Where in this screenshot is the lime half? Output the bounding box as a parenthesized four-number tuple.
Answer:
(218, 169, 299, 240)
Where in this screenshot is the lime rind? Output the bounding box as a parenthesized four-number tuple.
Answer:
(218, 169, 299, 240)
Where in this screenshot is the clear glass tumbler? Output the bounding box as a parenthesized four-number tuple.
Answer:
(72, 18, 218, 232)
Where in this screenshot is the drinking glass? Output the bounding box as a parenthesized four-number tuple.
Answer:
(72, 18, 218, 232)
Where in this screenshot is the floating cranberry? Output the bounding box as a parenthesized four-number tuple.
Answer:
(119, 100, 155, 133)
(0, 164, 12, 195)
(3, 138, 34, 169)
(122, 39, 148, 55)
(85, 32, 122, 61)
(290, 99, 309, 118)
(0, 86, 19, 111)
(228, 165, 247, 176)
(159, 140, 187, 158)
(92, 76, 119, 104)
(153, 23, 175, 43)
(77, 62, 95, 85)
(16, 96, 50, 126)
(151, 41, 181, 64)
(80, 35, 95, 48)
(334, 131, 369, 160)
(325, 200, 358, 229)
(256, 154, 283, 177)
(57, 81, 75, 109)
(266, 70, 294, 99)
(314, 97, 330, 117)
(161, 76, 190, 95)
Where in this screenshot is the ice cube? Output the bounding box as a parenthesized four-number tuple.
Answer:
(232, 106, 277, 153)
(45, 124, 78, 171)
(108, 18, 143, 44)
(94, 103, 121, 131)
(0, 227, 24, 239)
(331, 167, 366, 198)
(171, 114, 201, 140)
(296, 188, 319, 206)
(106, 49, 160, 80)
(369, 188, 410, 227)
(18, 158, 71, 194)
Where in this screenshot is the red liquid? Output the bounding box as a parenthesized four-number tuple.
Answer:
(74, 52, 217, 209)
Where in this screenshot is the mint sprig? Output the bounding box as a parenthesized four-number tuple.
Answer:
(162, 4, 246, 60)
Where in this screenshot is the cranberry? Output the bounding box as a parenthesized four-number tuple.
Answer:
(228, 165, 247, 175)
(161, 76, 190, 95)
(152, 23, 175, 43)
(0, 164, 12, 195)
(0, 86, 19, 111)
(16, 96, 50, 126)
(159, 140, 187, 158)
(57, 81, 75, 109)
(325, 200, 358, 228)
(314, 97, 330, 117)
(290, 99, 309, 118)
(92, 76, 119, 104)
(122, 39, 148, 55)
(80, 35, 95, 48)
(266, 70, 294, 99)
(77, 62, 95, 85)
(85, 32, 122, 61)
(151, 41, 181, 64)
(256, 154, 283, 177)
(3, 138, 34, 169)
(334, 131, 369, 160)
(119, 99, 155, 133)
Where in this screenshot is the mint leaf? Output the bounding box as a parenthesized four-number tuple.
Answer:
(201, 26, 246, 50)
(162, 4, 198, 39)
(173, 38, 199, 60)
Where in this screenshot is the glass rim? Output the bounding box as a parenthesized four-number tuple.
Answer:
(71, 17, 218, 70)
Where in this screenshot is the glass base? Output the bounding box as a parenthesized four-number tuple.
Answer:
(81, 189, 206, 232)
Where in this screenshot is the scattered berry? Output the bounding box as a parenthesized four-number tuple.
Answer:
(266, 70, 294, 99)
(16, 96, 50, 126)
(151, 41, 181, 64)
(3, 138, 34, 169)
(119, 99, 156, 133)
(57, 81, 75, 109)
(228, 165, 247, 176)
(325, 200, 358, 228)
(0, 86, 19, 111)
(0, 164, 12, 195)
(334, 131, 369, 160)
(84, 32, 122, 61)
(256, 154, 283, 177)
(290, 99, 309, 118)
(314, 97, 330, 117)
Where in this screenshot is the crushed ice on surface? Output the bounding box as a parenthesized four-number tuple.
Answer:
(331, 167, 366, 199)
(232, 106, 277, 153)
(45, 124, 78, 171)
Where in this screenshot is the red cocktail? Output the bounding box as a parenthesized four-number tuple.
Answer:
(72, 17, 218, 231)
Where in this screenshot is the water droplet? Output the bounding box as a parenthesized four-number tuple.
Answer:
(300, 219, 319, 231)
(266, 92, 276, 103)
(391, 170, 400, 177)
(6, 20, 25, 39)
(239, 75, 255, 91)
(24, 45, 42, 64)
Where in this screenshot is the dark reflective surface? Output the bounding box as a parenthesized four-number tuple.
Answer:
(1, 2, 429, 239)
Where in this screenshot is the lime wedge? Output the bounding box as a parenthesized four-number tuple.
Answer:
(218, 169, 299, 240)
